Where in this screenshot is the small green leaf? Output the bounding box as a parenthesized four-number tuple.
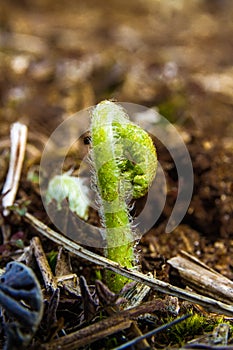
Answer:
(46, 174, 89, 220)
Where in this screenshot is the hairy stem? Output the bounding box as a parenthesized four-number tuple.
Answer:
(91, 101, 157, 291)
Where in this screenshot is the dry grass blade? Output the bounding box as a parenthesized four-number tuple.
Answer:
(2, 122, 28, 216)
(25, 212, 233, 316)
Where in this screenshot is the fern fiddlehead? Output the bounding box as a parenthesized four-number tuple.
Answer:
(91, 101, 157, 291)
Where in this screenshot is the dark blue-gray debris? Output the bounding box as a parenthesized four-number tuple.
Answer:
(0, 261, 43, 350)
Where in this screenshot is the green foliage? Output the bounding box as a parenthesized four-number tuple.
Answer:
(168, 313, 207, 344)
(161, 312, 233, 347)
(27, 167, 39, 184)
(158, 93, 187, 123)
(8, 200, 31, 216)
(13, 239, 24, 249)
(47, 250, 58, 274)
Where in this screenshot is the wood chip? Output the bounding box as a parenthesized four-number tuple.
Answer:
(167, 254, 233, 304)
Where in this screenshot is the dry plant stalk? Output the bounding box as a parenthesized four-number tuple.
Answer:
(31, 236, 57, 291)
(30, 237, 79, 295)
(168, 252, 233, 304)
(128, 321, 150, 349)
(25, 212, 233, 317)
(2, 122, 28, 216)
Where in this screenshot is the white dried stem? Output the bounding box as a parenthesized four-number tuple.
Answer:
(2, 122, 28, 216)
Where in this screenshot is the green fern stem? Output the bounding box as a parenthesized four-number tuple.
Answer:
(91, 101, 157, 291)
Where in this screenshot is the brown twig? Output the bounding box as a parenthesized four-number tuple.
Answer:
(40, 300, 162, 350)
(128, 321, 150, 350)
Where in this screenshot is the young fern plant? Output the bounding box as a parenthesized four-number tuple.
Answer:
(45, 100, 157, 292)
(91, 101, 157, 292)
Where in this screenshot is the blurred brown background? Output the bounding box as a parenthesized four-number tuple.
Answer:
(1, 0, 233, 138)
